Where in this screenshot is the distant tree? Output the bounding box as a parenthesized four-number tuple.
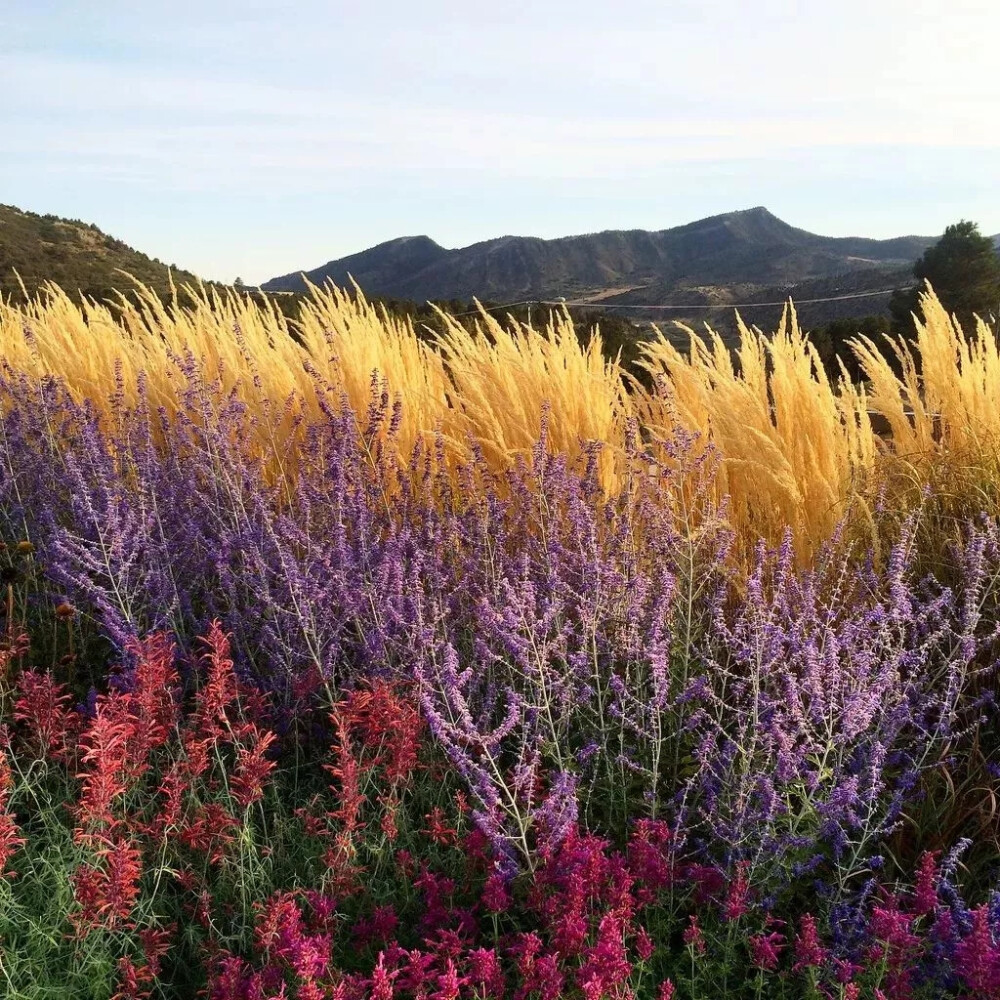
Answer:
(890, 220, 1000, 334)
(234, 277, 245, 290)
(809, 314, 892, 383)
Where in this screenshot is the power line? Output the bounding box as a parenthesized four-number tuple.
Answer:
(448, 299, 539, 317)
(548, 287, 910, 310)
(445, 286, 911, 318)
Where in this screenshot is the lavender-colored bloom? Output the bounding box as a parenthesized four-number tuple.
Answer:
(4, 355, 1000, 909)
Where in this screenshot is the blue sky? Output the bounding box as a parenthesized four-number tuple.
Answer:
(3, 0, 999, 285)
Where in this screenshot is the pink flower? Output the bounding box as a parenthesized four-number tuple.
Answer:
(431, 959, 462, 1000)
(627, 819, 674, 892)
(353, 905, 399, 946)
(481, 871, 512, 913)
(369, 951, 397, 1000)
(792, 914, 826, 972)
(683, 914, 706, 954)
(467, 947, 505, 998)
(748, 929, 785, 971)
(635, 926, 654, 962)
(723, 861, 751, 921)
(658, 980, 676, 1000)
(954, 906, 1000, 995)
(577, 913, 632, 996)
(0, 751, 26, 876)
(911, 850, 940, 917)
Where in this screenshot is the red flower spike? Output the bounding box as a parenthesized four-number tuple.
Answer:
(683, 914, 706, 954)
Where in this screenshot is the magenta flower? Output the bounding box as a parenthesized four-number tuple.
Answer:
(480, 871, 512, 914)
(723, 861, 752, 921)
(635, 926, 654, 962)
(749, 929, 785, 971)
(792, 914, 826, 972)
(683, 914, 706, 954)
(954, 906, 1000, 995)
(911, 850, 940, 917)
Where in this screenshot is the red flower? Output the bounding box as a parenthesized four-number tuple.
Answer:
(911, 850, 940, 917)
(138, 925, 175, 978)
(194, 622, 239, 735)
(635, 925, 654, 961)
(71, 835, 144, 936)
(111, 955, 148, 1000)
(75, 702, 131, 836)
(954, 905, 1000, 995)
(179, 803, 238, 864)
(325, 714, 366, 836)
(424, 805, 457, 846)
(229, 728, 277, 809)
(792, 913, 827, 972)
(369, 951, 397, 1000)
(683, 914, 706, 954)
(13, 669, 78, 762)
(749, 929, 785, 971)
(126, 632, 180, 756)
(0, 750, 25, 876)
(723, 861, 752, 921)
(481, 871, 512, 914)
(335, 681, 424, 785)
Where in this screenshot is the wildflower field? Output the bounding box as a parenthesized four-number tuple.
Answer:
(2, 279, 1000, 998)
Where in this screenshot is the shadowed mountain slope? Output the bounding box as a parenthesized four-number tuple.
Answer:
(263, 207, 937, 305)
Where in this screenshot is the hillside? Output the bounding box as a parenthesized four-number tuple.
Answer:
(263, 208, 938, 316)
(0, 203, 205, 304)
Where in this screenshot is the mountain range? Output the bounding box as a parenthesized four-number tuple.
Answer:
(262, 208, 971, 321)
(4, 203, 999, 328)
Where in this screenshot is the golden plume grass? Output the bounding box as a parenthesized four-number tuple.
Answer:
(635, 304, 877, 563)
(848, 283, 1000, 558)
(853, 283, 1000, 467)
(0, 277, 628, 488)
(432, 304, 630, 491)
(4, 275, 999, 564)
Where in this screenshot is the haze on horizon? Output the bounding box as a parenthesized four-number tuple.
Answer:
(3, 0, 998, 286)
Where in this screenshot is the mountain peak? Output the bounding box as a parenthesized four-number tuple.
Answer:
(262, 210, 936, 304)
(378, 234, 442, 250)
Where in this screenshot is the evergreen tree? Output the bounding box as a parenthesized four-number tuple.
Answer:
(890, 220, 1000, 333)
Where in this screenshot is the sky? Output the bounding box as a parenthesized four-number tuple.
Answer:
(3, 0, 1000, 285)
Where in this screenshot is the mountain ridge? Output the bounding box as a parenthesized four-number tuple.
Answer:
(262, 208, 943, 307)
(0, 203, 206, 303)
